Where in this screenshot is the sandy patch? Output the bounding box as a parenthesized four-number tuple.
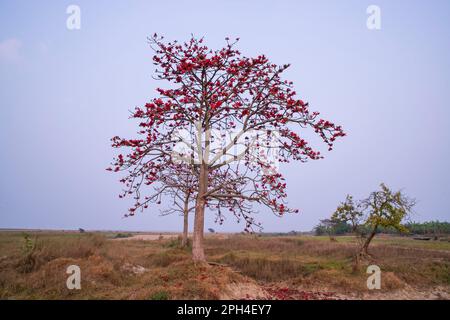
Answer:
(113, 233, 230, 241)
(221, 282, 271, 300)
(113, 234, 179, 241)
(340, 285, 450, 300)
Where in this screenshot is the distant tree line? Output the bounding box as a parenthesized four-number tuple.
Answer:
(402, 221, 450, 235)
(315, 220, 450, 236)
(314, 221, 353, 236)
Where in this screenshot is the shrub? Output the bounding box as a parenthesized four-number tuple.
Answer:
(217, 253, 321, 281)
(114, 233, 133, 239)
(15, 233, 106, 273)
(150, 291, 169, 300)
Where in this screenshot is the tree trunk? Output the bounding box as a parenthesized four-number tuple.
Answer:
(360, 225, 378, 255)
(181, 194, 189, 247)
(192, 163, 208, 262)
(352, 254, 361, 273)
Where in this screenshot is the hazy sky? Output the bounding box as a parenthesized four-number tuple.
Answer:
(1, 0, 449, 232)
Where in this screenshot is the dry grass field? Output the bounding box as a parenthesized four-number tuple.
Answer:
(0, 231, 449, 300)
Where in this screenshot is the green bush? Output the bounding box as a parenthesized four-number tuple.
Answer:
(114, 233, 133, 239)
(150, 291, 169, 300)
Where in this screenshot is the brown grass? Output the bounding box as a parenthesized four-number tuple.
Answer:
(205, 234, 450, 293)
(0, 232, 448, 299)
(0, 232, 245, 299)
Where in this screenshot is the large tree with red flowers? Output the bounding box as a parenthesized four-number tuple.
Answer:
(109, 34, 345, 261)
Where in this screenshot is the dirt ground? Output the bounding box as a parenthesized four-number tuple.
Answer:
(221, 282, 450, 300)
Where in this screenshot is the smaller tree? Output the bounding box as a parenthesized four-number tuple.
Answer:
(161, 187, 195, 247)
(332, 184, 415, 268)
(332, 195, 363, 234)
(118, 162, 197, 248)
(318, 219, 338, 241)
(158, 165, 196, 248)
(360, 183, 415, 254)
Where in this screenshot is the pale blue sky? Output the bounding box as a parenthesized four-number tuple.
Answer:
(1, 0, 449, 232)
